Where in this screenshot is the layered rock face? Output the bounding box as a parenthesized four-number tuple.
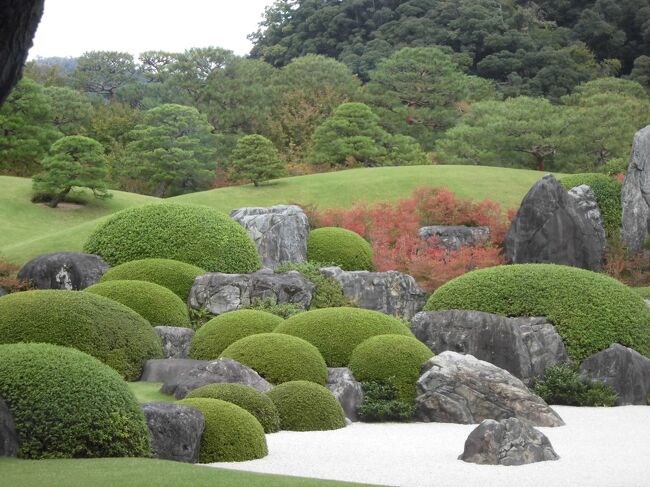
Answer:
(418, 225, 490, 251)
(622, 126, 650, 252)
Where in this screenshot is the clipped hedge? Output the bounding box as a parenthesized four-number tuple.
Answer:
(266, 380, 345, 431)
(177, 398, 267, 462)
(425, 264, 650, 363)
(186, 383, 280, 433)
(220, 333, 328, 385)
(100, 258, 205, 300)
(0, 343, 150, 459)
(190, 310, 284, 360)
(307, 227, 374, 271)
(85, 280, 191, 327)
(83, 203, 261, 273)
(275, 307, 413, 367)
(0, 290, 162, 380)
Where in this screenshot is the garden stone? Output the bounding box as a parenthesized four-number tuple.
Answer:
(17, 252, 109, 290)
(230, 205, 309, 269)
(327, 367, 364, 422)
(459, 417, 559, 466)
(411, 310, 569, 385)
(415, 352, 564, 427)
(141, 359, 207, 383)
(141, 402, 204, 463)
(154, 326, 195, 359)
(0, 288, 5, 297)
(578, 344, 650, 406)
(319, 266, 426, 319)
(567, 184, 607, 253)
(188, 268, 314, 315)
(0, 398, 18, 457)
(418, 225, 490, 251)
(622, 125, 650, 252)
(505, 174, 604, 270)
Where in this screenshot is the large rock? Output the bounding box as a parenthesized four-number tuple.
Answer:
(159, 358, 273, 399)
(411, 310, 569, 385)
(568, 184, 607, 255)
(419, 225, 490, 251)
(154, 326, 195, 359)
(141, 402, 204, 463)
(459, 417, 559, 466)
(320, 266, 426, 319)
(230, 205, 309, 269)
(188, 268, 314, 315)
(17, 252, 109, 290)
(579, 344, 650, 406)
(141, 359, 207, 384)
(415, 352, 564, 427)
(327, 368, 364, 422)
(505, 174, 604, 270)
(0, 398, 18, 457)
(622, 125, 650, 252)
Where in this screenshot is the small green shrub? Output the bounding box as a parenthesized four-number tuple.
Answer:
(85, 280, 191, 327)
(307, 227, 374, 271)
(601, 157, 628, 177)
(189, 307, 216, 330)
(633, 287, 650, 299)
(0, 343, 150, 459)
(275, 307, 413, 367)
(356, 379, 416, 422)
(349, 335, 433, 401)
(176, 398, 268, 462)
(83, 203, 261, 272)
(243, 298, 303, 318)
(186, 383, 280, 433)
(266, 381, 345, 431)
(532, 364, 618, 407)
(190, 310, 284, 360)
(220, 333, 327, 385)
(276, 261, 352, 309)
(100, 258, 205, 300)
(0, 290, 162, 380)
(425, 264, 650, 363)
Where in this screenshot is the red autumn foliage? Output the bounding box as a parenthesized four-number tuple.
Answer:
(0, 260, 32, 294)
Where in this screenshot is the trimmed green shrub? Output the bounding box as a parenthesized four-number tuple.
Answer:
(275, 307, 414, 367)
(0, 343, 150, 459)
(633, 287, 650, 299)
(85, 280, 191, 327)
(266, 381, 345, 431)
(243, 298, 303, 318)
(186, 383, 280, 433)
(99, 258, 205, 300)
(532, 364, 618, 407)
(83, 203, 261, 273)
(220, 333, 327, 385)
(0, 290, 162, 380)
(356, 379, 416, 422)
(307, 227, 374, 271)
(176, 398, 267, 462)
(349, 335, 433, 401)
(425, 264, 650, 363)
(276, 261, 352, 309)
(190, 310, 284, 360)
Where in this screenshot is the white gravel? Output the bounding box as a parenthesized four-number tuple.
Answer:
(210, 406, 650, 487)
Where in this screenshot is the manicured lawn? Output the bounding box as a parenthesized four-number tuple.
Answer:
(128, 382, 175, 403)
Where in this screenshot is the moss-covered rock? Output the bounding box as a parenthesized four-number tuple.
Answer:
(307, 227, 374, 271)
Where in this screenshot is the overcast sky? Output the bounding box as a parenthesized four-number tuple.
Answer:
(29, 0, 276, 59)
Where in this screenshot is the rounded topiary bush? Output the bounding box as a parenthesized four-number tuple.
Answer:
(220, 333, 327, 385)
(177, 398, 267, 462)
(0, 343, 150, 459)
(85, 280, 191, 327)
(99, 258, 205, 300)
(425, 264, 650, 363)
(186, 383, 280, 433)
(275, 307, 414, 367)
(307, 227, 374, 271)
(266, 380, 345, 431)
(0, 290, 162, 380)
(83, 203, 261, 273)
(190, 310, 284, 360)
(349, 335, 433, 401)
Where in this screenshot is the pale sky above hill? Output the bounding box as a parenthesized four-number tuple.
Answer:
(29, 0, 276, 59)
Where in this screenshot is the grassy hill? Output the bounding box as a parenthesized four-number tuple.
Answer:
(1, 166, 552, 266)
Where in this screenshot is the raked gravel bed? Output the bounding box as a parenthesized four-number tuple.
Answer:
(211, 406, 650, 487)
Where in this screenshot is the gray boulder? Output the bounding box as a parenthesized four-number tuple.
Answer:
(327, 368, 364, 422)
(459, 417, 559, 466)
(622, 125, 650, 252)
(505, 174, 604, 271)
(579, 344, 650, 405)
(411, 310, 569, 385)
(154, 326, 195, 359)
(419, 225, 490, 251)
(415, 352, 564, 427)
(230, 205, 309, 269)
(568, 184, 607, 255)
(320, 266, 426, 320)
(188, 268, 314, 315)
(141, 402, 204, 463)
(17, 252, 109, 290)
(0, 398, 18, 457)
(0, 288, 5, 297)
(141, 359, 207, 383)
